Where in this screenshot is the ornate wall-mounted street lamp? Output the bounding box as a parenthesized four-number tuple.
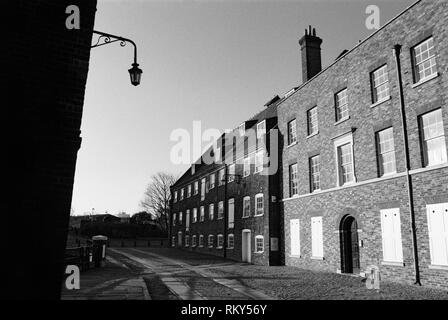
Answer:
(91, 30, 143, 86)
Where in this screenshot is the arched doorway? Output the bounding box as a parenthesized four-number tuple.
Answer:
(340, 215, 360, 274)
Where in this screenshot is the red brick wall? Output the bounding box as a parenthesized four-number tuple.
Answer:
(278, 0, 448, 289)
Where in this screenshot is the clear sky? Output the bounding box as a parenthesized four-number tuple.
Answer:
(71, 0, 415, 216)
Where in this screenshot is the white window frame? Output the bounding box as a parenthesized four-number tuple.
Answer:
(371, 64, 390, 103)
(227, 234, 234, 249)
(192, 235, 197, 247)
(178, 211, 183, 224)
(307, 107, 318, 136)
(426, 203, 448, 266)
(419, 108, 447, 167)
(228, 198, 235, 229)
(200, 206, 205, 222)
(287, 119, 297, 145)
(192, 208, 197, 223)
(218, 201, 224, 219)
(217, 234, 224, 249)
(172, 213, 176, 226)
(209, 203, 214, 220)
(335, 88, 349, 122)
(334, 133, 356, 186)
(412, 37, 437, 84)
(255, 235, 264, 253)
(290, 219, 301, 256)
(199, 235, 204, 247)
(209, 173, 215, 189)
(309, 155, 321, 192)
(311, 216, 324, 259)
(194, 181, 199, 195)
(218, 169, 225, 186)
(185, 235, 190, 247)
(208, 235, 214, 248)
(380, 208, 404, 264)
(185, 210, 190, 231)
(376, 127, 396, 176)
(228, 164, 235, 183)
(255, 193, 264, 216)
(180, 188, 184, 201)
(243, 196, 251, 218)
(187, 184, 192, 198)
(289, 163, 298, 197)
(174, 191, 178, 203)
(255, 150, 264, 173)
(243, 157, 251, 177)
(200, 178, 206, 201)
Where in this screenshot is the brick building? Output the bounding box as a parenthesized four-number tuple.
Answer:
(279, 0, 448, 289)
(4, 0, 97, 298)
(170, 99, 282, 266)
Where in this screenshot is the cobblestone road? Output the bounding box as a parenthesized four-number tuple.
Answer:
(62, 247, 448, 300)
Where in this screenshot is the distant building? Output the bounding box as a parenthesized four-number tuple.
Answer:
(170, 98, 282, 266)
(116, 212, 131, 223)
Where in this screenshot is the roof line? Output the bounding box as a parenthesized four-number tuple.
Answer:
(279, 0, 422, 103)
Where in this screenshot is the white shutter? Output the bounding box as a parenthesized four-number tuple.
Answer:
(380, 208, 403, 262)
(311, 217, 323, 258)
(427, 203, 448, 266)
(186, 211, 190, 230)
(290, 219, 300, 256)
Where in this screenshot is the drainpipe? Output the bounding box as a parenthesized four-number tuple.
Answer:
(223, 164, 228, 258)
(393, 44, 421, 286)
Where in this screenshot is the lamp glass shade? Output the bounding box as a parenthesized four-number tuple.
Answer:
(128, 63, 142, 86)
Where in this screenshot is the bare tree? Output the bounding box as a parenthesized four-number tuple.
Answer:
(140, 172, 178, 232)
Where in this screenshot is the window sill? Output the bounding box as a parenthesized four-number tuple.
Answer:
(287, 141, 298, 148)
(306, 131, 319, 139)
(242, 216, 250, 219)
(255, 251, 264, 254)
(254, 213, 264, 217)
(411, 72, 439, 88)
(370, 95, 391, 108)
(227, 247, 234, 250)
(381, 261, 405, 267)
(428, 264, 448, 271)
(380, 171, 397, 178)
(311, 256, 325, 260)
(289, 255, 301, 258)
(334, 116, 350, 126)
(216, 246, 223, 250)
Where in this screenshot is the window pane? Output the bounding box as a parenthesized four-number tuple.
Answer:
(289, 163, 298, 196)
(421, 109, 447, 166)
(413, 37, 437, 83)
(309, 155, 320, 192)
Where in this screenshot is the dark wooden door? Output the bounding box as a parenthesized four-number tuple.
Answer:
(350, 220, 360, 273)
(340, 216, 360, 274)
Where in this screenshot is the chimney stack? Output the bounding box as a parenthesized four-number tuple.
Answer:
(299, 25, 323, 83)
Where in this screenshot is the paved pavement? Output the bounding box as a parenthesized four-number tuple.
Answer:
(62, 247, 448, 300)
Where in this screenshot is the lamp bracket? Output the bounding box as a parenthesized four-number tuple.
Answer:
(91, 30, 138, 64)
